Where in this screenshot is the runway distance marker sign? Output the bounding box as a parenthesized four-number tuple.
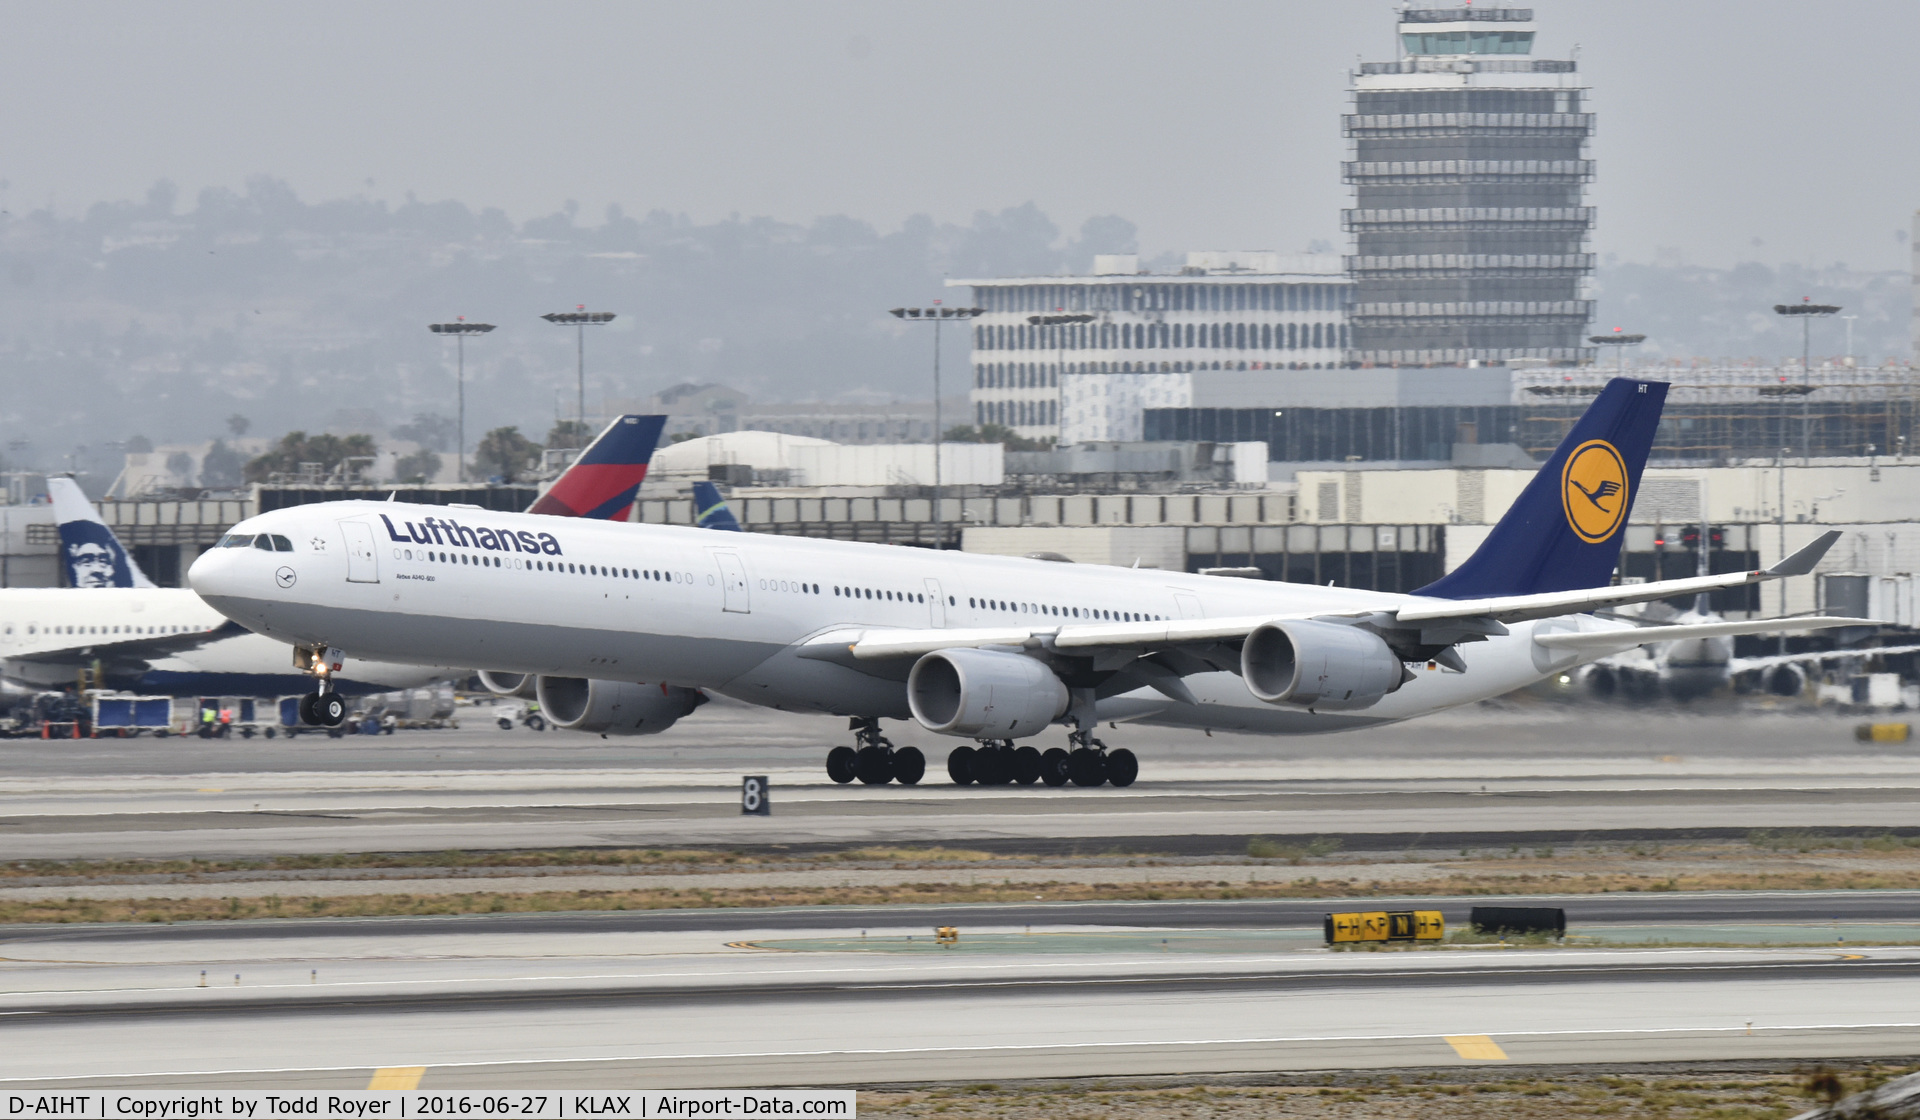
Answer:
(741, 775, 770, 816)
(5, 1091, 855, 1119)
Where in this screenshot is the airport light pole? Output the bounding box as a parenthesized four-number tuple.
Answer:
(1586, 328, 1646, 375)
(889, 304, 985, 549)
(1030, 311, 1096, 447)
(1774, 299, 1840, 464)
(428, 319, 496, 483)
(542, 308, 616, 443)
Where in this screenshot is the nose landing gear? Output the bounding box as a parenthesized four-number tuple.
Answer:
(826, 719, 924, 786)
(292, 644, 348, 727)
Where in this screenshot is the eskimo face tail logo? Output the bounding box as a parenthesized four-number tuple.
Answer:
(1561, 439, 1630, 544)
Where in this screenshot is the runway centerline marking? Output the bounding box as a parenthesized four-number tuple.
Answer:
(1445, 1035, 1508, 1060)
(367, 1067, 425, 1090)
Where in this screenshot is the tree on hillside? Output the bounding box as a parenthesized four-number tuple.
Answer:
(201, 439, 245, 489)
(391, 448, 441, 484)
(943, 423, 1051, 452)
(545, 419, 593, 449)
(473, 426, 542, 483)
(244, 432, 378, 483)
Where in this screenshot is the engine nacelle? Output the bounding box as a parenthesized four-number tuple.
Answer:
(534, 677, 707, 735)
(907, 648, 1069, 739)
(476, 671, 537, 698)
(1764, 663, 1807, 697)
(1240, 620, 1407, 712)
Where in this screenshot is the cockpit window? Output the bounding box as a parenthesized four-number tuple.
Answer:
(271, 535, 294, 552)
(252, 534, 275, 551)
(218, 534, 254, 548)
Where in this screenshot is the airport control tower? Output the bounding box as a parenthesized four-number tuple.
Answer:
(1344, 6, 1594, 367)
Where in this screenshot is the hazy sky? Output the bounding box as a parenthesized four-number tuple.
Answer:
(2, 1, 1914, 272)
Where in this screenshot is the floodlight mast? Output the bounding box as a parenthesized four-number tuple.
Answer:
(1586, 328, 1646, 375)
(1772, 299, 1841, 466)
(889, 304, 985, 549)
(1031, 311, 1095, 451)
(541, 309, 617, 442)
(428, 320, 496, 483)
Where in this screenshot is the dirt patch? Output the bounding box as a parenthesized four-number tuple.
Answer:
(856, 1061, 1920, 1120)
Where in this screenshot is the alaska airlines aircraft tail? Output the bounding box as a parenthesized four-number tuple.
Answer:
(47, 476, 156, 589)
(691, 481, 743, 531)
(1416, 377, 1668, 599)
(525, 415, 668, 521)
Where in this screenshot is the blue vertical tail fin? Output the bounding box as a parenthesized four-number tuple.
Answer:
(48, 476, 156, 588)
(1415, 378, 1668, 599)
(691, 481, 743, 531)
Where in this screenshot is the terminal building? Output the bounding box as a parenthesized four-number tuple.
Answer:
(1344, 5, 1595, 366)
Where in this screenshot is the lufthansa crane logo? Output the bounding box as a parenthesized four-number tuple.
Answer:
(1561, 439, 1629, 544)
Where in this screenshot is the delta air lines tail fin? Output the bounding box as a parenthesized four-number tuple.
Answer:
(691, 481, 743, 531)
(525, 414, 668, 521)
(1415, 377, 1668, 600)
(48, 476, 157, 589)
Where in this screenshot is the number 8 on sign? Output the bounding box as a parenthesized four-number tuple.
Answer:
(741, 776, 770, 816)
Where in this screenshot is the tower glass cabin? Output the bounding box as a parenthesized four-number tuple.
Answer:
(1344, 6, 1594, 367)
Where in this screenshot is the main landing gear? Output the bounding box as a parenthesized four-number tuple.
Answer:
(825, 718, 925, 786)
(293, 644, 348, 728)
(946, 728, 1137, 789)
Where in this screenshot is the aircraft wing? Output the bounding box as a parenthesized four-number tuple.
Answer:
(1394, 531, 1842, 626)
(1730, 643, 1920, 674)
(1533, 615, 1877, 652)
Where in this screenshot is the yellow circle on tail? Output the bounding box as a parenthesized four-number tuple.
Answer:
(1561, 439, 1629, 544)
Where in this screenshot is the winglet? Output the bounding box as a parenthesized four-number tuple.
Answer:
(1767, 530, 1841, 577)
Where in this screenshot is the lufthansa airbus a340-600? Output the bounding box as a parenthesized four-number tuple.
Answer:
(189, 379, 1867, 789)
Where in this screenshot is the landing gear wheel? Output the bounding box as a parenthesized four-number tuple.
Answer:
(826, 745, 858, 784)
(297, 694, 317, 725)
(972, 746, 1011, 786)
(313, 692, 347, 727)
(1068, 747, 1107, 787)
(1041, 747, 1071, 787)
(892, 746, 926, 786)
(947, 745, 976, 785)
(263, 728, 276, 740)
(856, 745, 894, 785)
(1011, 745, 1042, 786)
(1105, 748, 1138, 788)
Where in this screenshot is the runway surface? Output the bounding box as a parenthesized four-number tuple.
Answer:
(0, 897, 1915, 1088)
(1, 702, 1915, 860)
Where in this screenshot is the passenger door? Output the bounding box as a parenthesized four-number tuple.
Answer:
(712, 550, 750, 614)
(340, 520, 380, 584)
(1171, 590, 1204, 619)
(924, 578, 947, 627)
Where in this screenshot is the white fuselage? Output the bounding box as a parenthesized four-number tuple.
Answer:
(189, 501, 1612, 737)
(0, 587, 455, 697)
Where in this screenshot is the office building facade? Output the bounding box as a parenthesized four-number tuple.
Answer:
(952, 253, 1350, 444)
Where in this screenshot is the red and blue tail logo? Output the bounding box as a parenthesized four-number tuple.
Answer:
(1416, 378, 1668, 599)
(526, 415, 668, 522)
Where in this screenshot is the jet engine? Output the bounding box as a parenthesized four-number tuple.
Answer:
(1763, 663, 1807, 697)
(476, 671, 537, 698)
(1239, 620, 1407, 712)
(907, 648, 1069, 739)
(533, 676, 707, 735)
